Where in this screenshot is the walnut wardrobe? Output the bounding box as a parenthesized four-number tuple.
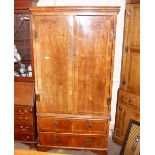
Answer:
(30, 6, 119, 155)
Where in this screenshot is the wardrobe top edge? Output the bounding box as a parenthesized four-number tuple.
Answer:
(29, 6, 120, 13)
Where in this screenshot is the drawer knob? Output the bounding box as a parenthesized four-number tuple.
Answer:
(53, 122, 60, 126)
(85, 139, 93, 145)
(53, 137, 60, 143)
(128, 98, 132, 103)
(85, 123, 94, 128)
(19, 117, 23, 120)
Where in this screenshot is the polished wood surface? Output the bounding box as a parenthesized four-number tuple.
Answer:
(14, 149, 68, 155)
(39, 132, 108, 148)
(30, 6, 119, 154)
(31, 7, 118, 115)
(38, 116, 108, 134)
(14, 82, 35, 106)
(113, 3, 140, 144)
(126, 0, 140, 4)
(38, 117, 72, 132)
(120, 4, 140, 95)
(14, 0, 38, 9)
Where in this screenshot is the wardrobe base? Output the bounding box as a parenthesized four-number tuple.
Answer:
(37, 144, 108, 155)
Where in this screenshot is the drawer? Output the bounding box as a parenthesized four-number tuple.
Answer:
(39, 132, 70, 146)
(15, 106, 34, 115)
(73, 134, 108, 148)
(15, 115, 34, 124)
(15, 122, 34, 132)
(38, 117, 72, 132)
(15, 132, 35, 142)
(119, 90, 140, 109)
(39, 132, 108, 149)
(72, 119, 108, 134)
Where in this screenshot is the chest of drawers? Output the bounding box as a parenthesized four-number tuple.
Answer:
(14, 82, 36, 147)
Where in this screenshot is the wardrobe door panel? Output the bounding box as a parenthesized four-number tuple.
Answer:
(73, 16, 114, 115)
(33, 16, 71, 114)
(121, 4, 140, 95)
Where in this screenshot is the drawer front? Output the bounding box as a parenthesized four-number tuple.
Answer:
(15, 106, 34, 115)
(38, 117, 72, 132)
(39, 132, 108, 149)
(15, 132, 35, 142)
(72, 119, 108, 134)
(15, 123, 34, 132)
(39, 133, 70, 146)
(119, 90, 140, 109)
(74, 134, 108, 148)
(15, 115, 34, 124)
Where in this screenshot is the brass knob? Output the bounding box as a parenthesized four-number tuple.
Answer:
(53, 137, 60, 143)
(85, 139, 93, 145)
(85, 123, 94, 128)
(53, 122, 60, 126)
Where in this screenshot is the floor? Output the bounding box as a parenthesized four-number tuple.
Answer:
(15, 135, 121, 155)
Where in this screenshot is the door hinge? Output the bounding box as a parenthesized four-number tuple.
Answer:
(34, 30, 38, 38)
(36, 94, 40, 101)
(107, 98, 111, 106)
(122, 80, 126, 86)
(125, 46, 129, 52)
(128, 10, 131, 16)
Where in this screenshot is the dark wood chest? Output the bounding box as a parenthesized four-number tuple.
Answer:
(14, 82, 37, 147)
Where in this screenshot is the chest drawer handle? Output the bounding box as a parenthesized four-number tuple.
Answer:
(24, 109, 28, 113)
(53, 137, 60, 143)
(25, 117, 28, 120)
(53, 122, 60, 126)
(18, 109, 24, 114)
(85, 139, 93, 145)
(19, 117, 28, 120)
(85, 123, 94, 128)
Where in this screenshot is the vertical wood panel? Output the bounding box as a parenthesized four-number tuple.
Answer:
(34, 16, 71, 113)
(74, 16, 114, 115)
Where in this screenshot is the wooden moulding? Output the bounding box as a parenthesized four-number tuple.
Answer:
(126, 0, 140, 4)
(29, 6, 120, 15)
(37, 145, 108, 155)
(14, 0, 39, 10)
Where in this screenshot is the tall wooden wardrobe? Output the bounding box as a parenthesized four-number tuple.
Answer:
(112, 0, 140, 145)
(30, 7, 119, 155)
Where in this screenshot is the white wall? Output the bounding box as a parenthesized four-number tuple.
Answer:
(37, 0, 125, 130)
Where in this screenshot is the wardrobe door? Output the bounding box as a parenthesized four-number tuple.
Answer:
(32, 16, 72, 114)
(73, 16, 115, 115)
(121, 4, 140, 95)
